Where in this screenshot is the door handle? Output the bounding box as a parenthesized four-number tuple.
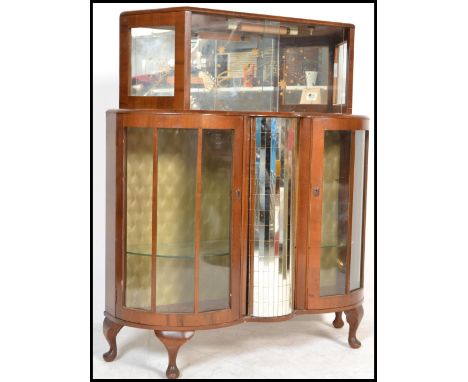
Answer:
(236, 189, 241, 199)
(312, 186, 320, 197)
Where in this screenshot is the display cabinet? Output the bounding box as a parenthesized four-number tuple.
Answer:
(119, 7, 354, 113)
(104, 7, 369, 379)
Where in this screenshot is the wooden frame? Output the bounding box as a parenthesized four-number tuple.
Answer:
(106, 7, 370, 380)
(111, 112, 244, 328)
(305, 116, 369, 310)
(118, 7, 355, 113)
(106, 110, 369, 321)
(104, 110, 370, 379)
(119, 11, 190, 110)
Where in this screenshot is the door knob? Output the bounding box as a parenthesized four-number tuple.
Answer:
(312, 186, 320, 197)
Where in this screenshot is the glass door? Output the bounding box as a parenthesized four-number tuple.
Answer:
(117, 113, 243, 326)
(307, 118, 368, 309)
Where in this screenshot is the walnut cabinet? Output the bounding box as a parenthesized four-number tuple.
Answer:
(103, 7, 369, 379)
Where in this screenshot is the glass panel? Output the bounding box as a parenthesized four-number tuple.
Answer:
(199, 130, 233, 312)
(190, 14, 348, 112)
(251, 118, 297, 317)
(320, 131, 351, 296)
(156, 129, 197, 313)
(282, 46, 329, 105)
(350, 131, 366, 291)
(333, 42, 347, 105)
(125, 128, 153, 310)
(190, 14, 279, 111)
(131, 27, 175, 96)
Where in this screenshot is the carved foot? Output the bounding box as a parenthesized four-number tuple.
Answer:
(333, 312, 344, 328)
(155, 331, 194, 379)
(103, 317, 123, 362)
(344, 305, 364, 349)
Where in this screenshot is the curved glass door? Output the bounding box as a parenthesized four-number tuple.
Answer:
(317, 129, 368, 297)
(155, 129, 198, 313)
(199, 130, 233, 312)
(125, 127, 153, 310)
(320, 131, 351, 296)
(123, 120, 240, 317)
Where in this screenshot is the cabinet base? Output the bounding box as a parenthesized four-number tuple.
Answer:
(103, 303, 364, 379)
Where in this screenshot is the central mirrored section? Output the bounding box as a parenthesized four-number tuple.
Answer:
(251, 117, 297, 317)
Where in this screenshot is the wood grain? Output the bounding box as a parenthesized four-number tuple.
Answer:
(119, 11, 186, 110)
(154, 331, 194, 379)
(103, 317, 123, 362)
(114, 112, 243, 327)
(105, 112, 117, 315)
(344, 304, 364, 348)
(332, 311, 344, 328)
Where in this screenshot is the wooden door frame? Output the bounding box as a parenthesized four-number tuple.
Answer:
(119, 10, 191, 110)
(305, 116, 368, 310)
(114, 112, 244, 327)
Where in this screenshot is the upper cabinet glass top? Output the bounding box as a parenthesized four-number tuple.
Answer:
(120, 8, 354, 113)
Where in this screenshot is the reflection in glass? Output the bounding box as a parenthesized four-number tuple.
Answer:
(125, 128, 153, 310)
(190, 13, 347, 112)
(199, 130, 233, 312)
(282, 46, 329, 105)
(333, 42, 347, 105)
(190, 14, 279, 111)
(131, 27, 175, 96)
(156, 129, 197, 313)
(320, 131, 351, 296)
(350, 131, 366, 291)
(251, 118, 296, 317)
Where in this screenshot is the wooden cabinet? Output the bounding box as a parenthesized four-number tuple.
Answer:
(109, 113, 246, 328)
(119, 7, 354, 113)
(103, 7, 369, 380)
(295, 117, 369, 312)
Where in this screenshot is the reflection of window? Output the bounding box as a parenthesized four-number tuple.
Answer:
(333, 42, 347, 105)
(130, 27, 175, 97)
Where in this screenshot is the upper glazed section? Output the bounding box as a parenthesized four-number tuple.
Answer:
(120, 7, 355, 113)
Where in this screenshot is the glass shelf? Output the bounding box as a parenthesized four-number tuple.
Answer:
(127, 239, 230, 259)
(137, 85, 329, 94)
(127, 251, 229, 258)
(320, 244, 346, 248)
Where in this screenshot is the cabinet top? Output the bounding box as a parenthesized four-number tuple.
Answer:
(119, 7, 356, 114)
(120, 6, 355, 29)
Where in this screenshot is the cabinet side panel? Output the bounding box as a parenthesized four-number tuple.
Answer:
(105, 112, 117, 315)
(345, 27, 355, 114)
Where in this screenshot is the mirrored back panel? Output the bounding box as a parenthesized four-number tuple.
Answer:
(190, 13, 348, 112)
(250, 117, 297, 317)
(120, 9, 353, 112)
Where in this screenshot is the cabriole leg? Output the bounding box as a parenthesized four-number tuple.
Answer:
(333, 311, 344, 328)
(344, 305, 364, 349)
(155, 331, 194, 379)
(102, 317, 123, 362)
